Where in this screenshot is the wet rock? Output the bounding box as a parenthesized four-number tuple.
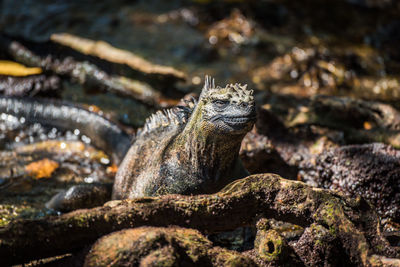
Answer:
(84, 226, 256, 267)
(0, 139, 114, 225)
(206, 9, 257, 49)
(25, 158, 59, 179)
(0, 60, 61, 97)
(208, 227, 255, 252)
(301, 143, 400, 222)
(0, 74, 61, 97)
(290, 223, 350, 267)
(240, 130, 298, 179)
(0, 96, 132, 163)
(46, 183, 112, 212)
(252, 46, 356, 96)
(252, 44, 400, 101)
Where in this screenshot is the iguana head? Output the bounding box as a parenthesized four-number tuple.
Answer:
(198, 76, 256, 135)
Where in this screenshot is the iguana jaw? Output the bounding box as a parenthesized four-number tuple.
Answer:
(221, 115, 256, 129)
(205, 100, 256, 134)
(209, 114, 255, 134)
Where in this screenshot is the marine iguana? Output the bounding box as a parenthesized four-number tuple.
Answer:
(113, 76, 256, 199)
(0, 76, 256, 209)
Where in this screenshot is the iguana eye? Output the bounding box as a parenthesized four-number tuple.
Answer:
(240, 102, 248, 108)
(213, 99, 229, 108)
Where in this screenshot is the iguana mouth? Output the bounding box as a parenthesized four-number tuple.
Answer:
(222, 116, 256, 125)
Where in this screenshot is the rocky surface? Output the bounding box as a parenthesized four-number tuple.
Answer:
(301, 143, 400, 222)
(1, 174, 398, 266)
(0, 0, 400, 266)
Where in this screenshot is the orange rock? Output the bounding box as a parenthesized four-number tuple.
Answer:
(106, 164, 118, 174)
(363, 121, 373, 130)
(25, 158, 59, 179)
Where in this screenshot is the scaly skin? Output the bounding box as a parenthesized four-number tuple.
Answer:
(112, 76, 256, 199)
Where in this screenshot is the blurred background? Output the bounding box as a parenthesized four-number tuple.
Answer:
(1, 0, 400, 242)
(1, 0, 400, 123)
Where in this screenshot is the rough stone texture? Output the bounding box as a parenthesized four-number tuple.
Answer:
(0, 74, 61, 97)
(1, 174, 398, 266)
(290, 223, 350, 267)
(301, 143, 400, 222)
(240, 130, 298, 180)
(84, 226, 256, 267)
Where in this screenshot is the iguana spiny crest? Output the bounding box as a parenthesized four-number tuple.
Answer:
(112, 76, 256, 199)
(200, 75, 253, 104)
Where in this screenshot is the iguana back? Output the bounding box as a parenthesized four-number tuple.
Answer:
(112, 105, 193, 199)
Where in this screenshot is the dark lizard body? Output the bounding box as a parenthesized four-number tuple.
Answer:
(113, 76, 256, 199)
(0, 76, 256, 209)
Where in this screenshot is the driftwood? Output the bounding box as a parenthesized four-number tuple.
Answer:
(0, 34, 183, 108)
(84, 226, 256, 267)
(0, 60, 61, 96)
(0, 74, 61, 97)
(290, 95, 400, 147)
(308, 95, 400, 131)
(50, 33, 186, 83)
(1, 174, 398, 266)
(258, 94, 400, 149)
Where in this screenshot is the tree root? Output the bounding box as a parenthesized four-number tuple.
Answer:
(0, 74, 61, 97)
(0, 34, 181, 108)
(286, 95, 400, 148)
(84, 226, 256, 267)
(0, 174, 399, 266)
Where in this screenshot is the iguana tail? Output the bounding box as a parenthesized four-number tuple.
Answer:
(0, 96, 132, 164)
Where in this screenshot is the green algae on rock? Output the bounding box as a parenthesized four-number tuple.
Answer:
(1, 174, 398, 266)
(84, 227, 256, 267)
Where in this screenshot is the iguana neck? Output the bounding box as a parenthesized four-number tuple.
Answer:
(174, 103, 244, 179)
